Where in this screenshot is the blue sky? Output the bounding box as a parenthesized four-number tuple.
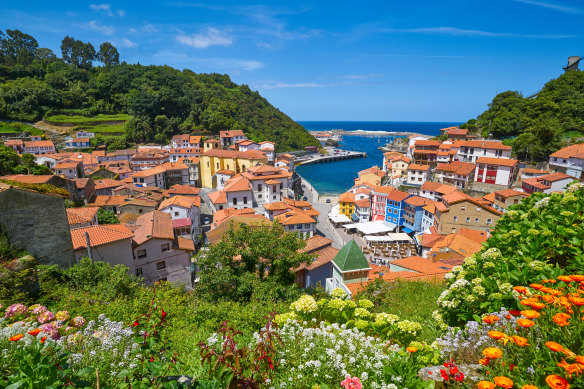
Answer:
(1, 0, 583, 122)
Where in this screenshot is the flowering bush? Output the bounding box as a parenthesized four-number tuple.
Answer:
(473, 275, 584, 388)
(275, 291, 423, 345)
(269, 319, 434, 389)
(437, 182, 584, 326)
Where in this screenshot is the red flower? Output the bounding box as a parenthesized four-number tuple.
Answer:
(40, 336, 47, 343)
(133, 320, 139, 327)
(440, 369, 449, 381)
(150, 356, 154, 362)
(161, 309, 167, 322)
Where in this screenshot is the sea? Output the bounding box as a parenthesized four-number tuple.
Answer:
(296, 121, 461, 195)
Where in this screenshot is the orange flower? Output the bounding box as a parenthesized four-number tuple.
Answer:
(483, 315, 500, 324)
(568, 296, 584, 306)
(488, 331, 506, 340)
(552, 313, 571, 327)
(493, 376, 513, 388)
(517, 318, 535, 328)
(521, 385, 538, 389)
(531, 302, 547, 310)
(479, 358, 490, 365)
(543, 279, 557, 283)
(406, 347, 417, 353)
(562, 348, 576, 358)
(576, 356, 584, 365)
(546, 341, 565, 352)
(530, 283, 544, 290)
(545, 375, 570, 389)
(570, 275, 584, 282)
(521, 310, 541, 319)
(520, 298, 536, 307)
(558, 359, 584, 377)
(477, 382, 496, 389)
(40, 336, 47, 343)
(483, 347, 503, 359)
(512, 335, 529, 347)
(8, 334, 23, 341)
(514, 286, 529, 294)
(558, 276, 574, 283)
(542, 294, 556, 303)
(509, 310, 521, 316)
(27, 328, 42, 336)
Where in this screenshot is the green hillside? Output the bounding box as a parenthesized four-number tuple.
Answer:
(0, 29, 319, 152)
(461, 70, 584, 161)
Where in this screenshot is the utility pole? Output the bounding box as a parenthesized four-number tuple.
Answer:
(85, 231, 93, 260)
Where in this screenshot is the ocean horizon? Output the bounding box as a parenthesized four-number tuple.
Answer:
(296, 121, 461, 195)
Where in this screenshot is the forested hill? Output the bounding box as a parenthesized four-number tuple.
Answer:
(460, 69, 584, 161)
(0, 29, 319, 152)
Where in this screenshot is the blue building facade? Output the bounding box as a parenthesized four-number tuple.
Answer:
(385, 190, 412, 227)
(403, 196, 433, 233)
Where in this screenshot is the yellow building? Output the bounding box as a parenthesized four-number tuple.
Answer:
(339, 191, 356, 217)
(199, 149, 267, 188)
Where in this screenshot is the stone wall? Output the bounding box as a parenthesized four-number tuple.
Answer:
(0, 187, 75, 267)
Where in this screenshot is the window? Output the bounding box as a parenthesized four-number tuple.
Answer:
(156, 261, 166, 270)
(273, 185, 277, 192)
(475, 218, 479, 223)
(233, 198, 237, 205)
(487, 218, 492, 225)
(218, 205, 223, 210)
(258, 184, 262, 191)
(243, 197, 248, 204)
(466, 217, 471, 223)
(137, 249, 147, 259)
(138, 209, 143, 214)
(453, 216, 458, 222)
(161, 243, 170, 252)
(258, 194, 262, 198)
(305, 224, 311, 229)
(280, 184, 283, 189)
(135, 268, 143, 276)
(297, 224, 303, 230)
(174, 211, 179, 217)
(273, 195, 277, 199)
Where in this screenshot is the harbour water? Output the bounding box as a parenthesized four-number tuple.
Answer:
(296, 121, 461, 195)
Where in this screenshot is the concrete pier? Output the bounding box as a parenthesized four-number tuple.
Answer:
(296, 150, 367, 165)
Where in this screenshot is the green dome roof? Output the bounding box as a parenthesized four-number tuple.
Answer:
(333, 239, 370, 272)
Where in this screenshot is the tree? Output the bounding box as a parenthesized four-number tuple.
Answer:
(61, 36, 95, 68)
(195, 222, 310, 302)
(60, 35, 75, 64)
(0, 29, 39, 66)
(96, 42, 119, 66)
(97, 208, 120, 225)
(35, 48, 57, 62)
(0, 144, 21, 175)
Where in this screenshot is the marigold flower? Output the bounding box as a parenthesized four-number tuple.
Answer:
(27, 328, 42, 336)
(479, 358, 490, 365)
(543, 279, 557, 284)
(545, 374, 570, 389)
(530, 283, 544, 290)
(477, 382, 496, 389)
(568, 296, 584, 306)
(517, 318, 535, 328)
(546, 341, 565, 352)
(483, 347, 503, 359)
(576, 356, 584, 365)
(493, 376, 513, 388)
(406, 347, 417, 353)
(521, 310, 541, 319)
(557, 359, 584, 377)
(512, 335, 529, 347)
(40, 336, 47, 343)
(562, 348, 576, 358)
(531, 302, 546, 310)
(509, 310, 521, 316)
(552, 313, 571, 327)
(570, 275, 584, 282)
(521, 385, 538, 389)
(542, 295, 556, 303)
(9, 334, 24, 341)
(482, 315, 500, 324)
(514, 286, 529, 294)
(520, 298, 536, 307)
(488, 331, 506, 340)
(558, 276, 574, 283)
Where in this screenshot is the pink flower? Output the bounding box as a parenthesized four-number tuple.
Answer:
(71, 316, 86, 328)
(5, 303, 27, 318)
(29, 304, 48, 315)
(341, 375, 363, 389)
(37, 311, 55, 324)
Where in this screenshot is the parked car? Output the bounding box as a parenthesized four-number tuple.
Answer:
(203, 216, 210, 224)
(326, 199, 331, 203)
(303, 197, 307, 201)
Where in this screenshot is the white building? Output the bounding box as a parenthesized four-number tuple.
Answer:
(549, 144, 584, 180)
(259, 141, 275, 164)
(406, 164, 430, 186)
(474, 157, 519, 187)
(219, 130, 246, 148)
(158, 195, 201, 244)
(457, 141, 512, 163)
(23, 140, 56, 155)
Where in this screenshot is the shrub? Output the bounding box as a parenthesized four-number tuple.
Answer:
(437, 182, 584, 326)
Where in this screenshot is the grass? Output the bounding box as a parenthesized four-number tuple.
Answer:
(355, 279, 445, 342)
(74, 124, 125, 134)
(562, 130, 584, 140)
(44, 113, 131, 124)
(0, 122, 44, 136)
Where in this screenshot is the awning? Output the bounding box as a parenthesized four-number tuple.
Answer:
(402, 227, 414, 234)
(343, 220, 396, 235)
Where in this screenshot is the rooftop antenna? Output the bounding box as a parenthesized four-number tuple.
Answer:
(563, 56, 582, 72)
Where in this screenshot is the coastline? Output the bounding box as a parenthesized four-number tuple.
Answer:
(334, 130, 422, 137)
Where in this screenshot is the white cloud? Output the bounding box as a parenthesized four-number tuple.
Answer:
(116, 38, 137, 48)
(381, 26, 574, 39)
(258, 82, 324, 90)
(513, 0, 584, 15)
(340, 73, 383, 80)
(176, 28, 233, 49)
(90, 4, 113, 16)
(86, 20, 115, 35)
(90, 3, 125, 17)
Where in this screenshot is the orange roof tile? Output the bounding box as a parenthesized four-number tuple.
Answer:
(158, 195, 201, 210)
(458, 228, 488, 244)
(95, 179, 124, 190)
(389, 256, 454, 274)
(90, 195, 128, 207)
(299, 235, 332, 253)
(70, 224, 133, 250)
(414, 140, 441, 147)
(66, 207, 99, 225)
(296, 245, 338, 271)
(207, 215, 272, 244)
(167, 184, 200, 196)
(216, 169, 235, 175)
(224, 175, 252, 192)
(2, 174, 56, 184)
(458, 140, 511, 150)
(132, 211, 174, 245)
(549, 143, 584, 159)
(275, 211, 316, 225)
(540, 172, 574, 182)
(387, 190, 410, 202)
(177, 236, 195, 251)
(213, 208, 256, 225)
(495, 189, 529, 198)
(203, 149, 266, 160)
(263, 201, 291, 211)
(482, 192, 496, 203)
(355, 198, 370, 208)
(404, 196, 433, 207)
(208, 190, 227, 204)
(522, 168, 549, 174)
(476, 157, 518, 167)
(408, 164, 430, 171)
(339, 192, 356, 203)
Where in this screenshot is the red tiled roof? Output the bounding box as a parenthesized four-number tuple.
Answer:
(476, 157, 518, 167)
(296, 245, 338, 271)
(2, 175, 55, 184)
(458, 140, 511, 150)
(70, 224, 133, 250)
(213, 208, 256, 225)
(386, 190, 410, 202)
(339, 192, 356, 203)
(95, 179, 123, 190)
(522, 168, 549, 174)
(66, 207, 99, 225)
(275, 211, 316, 225)
(159, 195, 201, 209)
(414, 140, 441, 147)
(172, 218, 192, 228)
(495, 189, 529, 198)
(167, 184, 200, 196)
(133, 211, 174, 245)
(220, 130, 245, 138)
(203, 149, 266, 160)
(408, 164, 430, 171)
(550, 143, 584, 159)
(224, 176, 252, 192)
(208, 190, 227, 204)
(404, 196, 433, 207)
(355, 198, 370, 208)
(299, 235, 332, 253)
(540, 172, 574, 182)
